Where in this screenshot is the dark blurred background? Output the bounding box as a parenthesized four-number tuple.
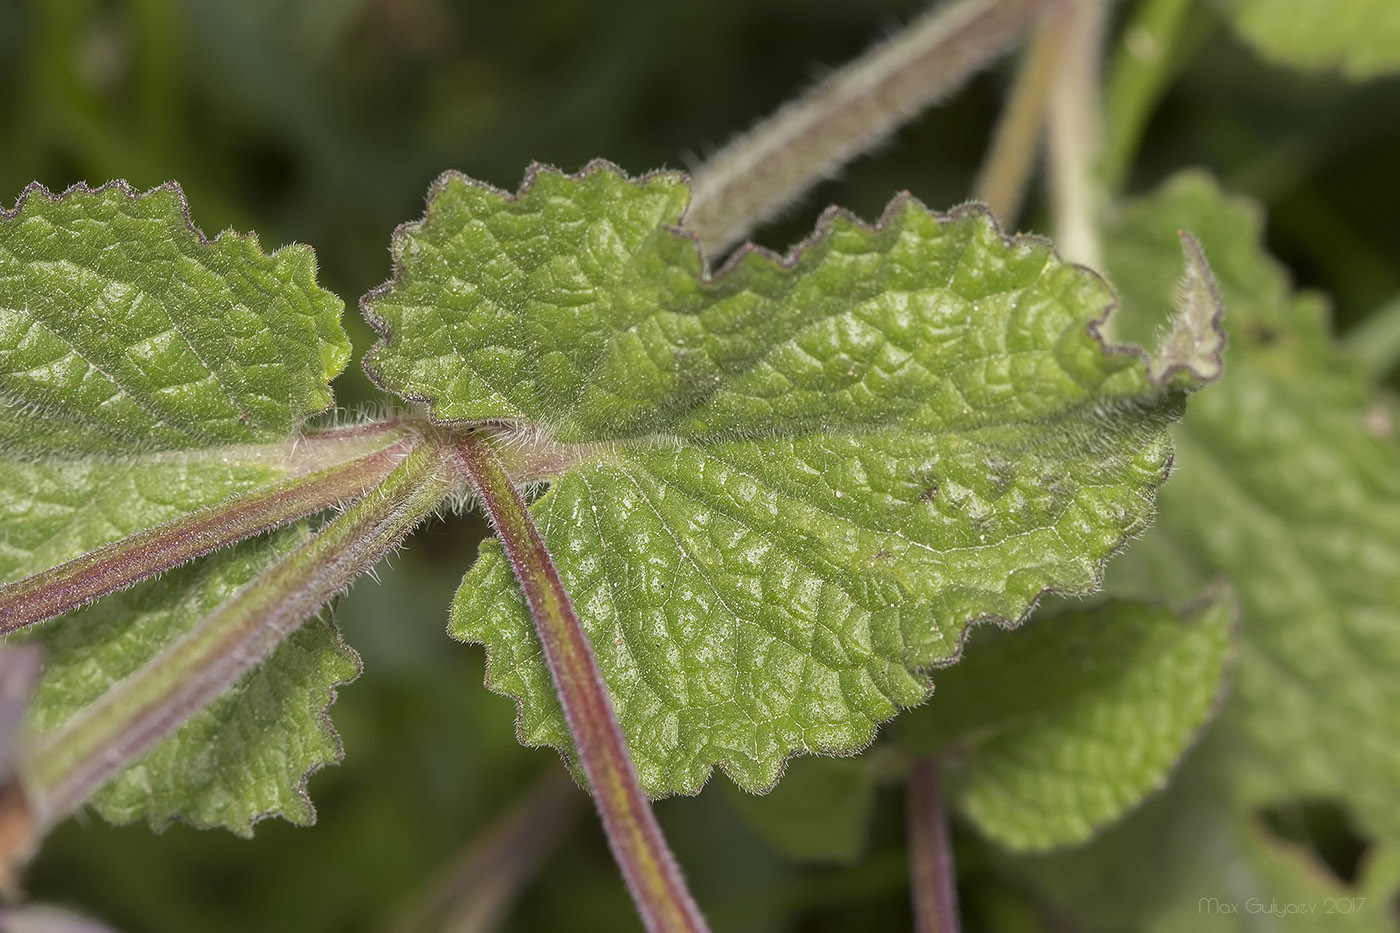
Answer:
(3, 1, 1398, 930)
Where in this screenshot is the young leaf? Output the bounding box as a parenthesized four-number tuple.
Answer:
(0, 182, 379, 829)
(1220, 0, 1400, 80)
(364, 162, 1221, 797)
(903, 592, 1235, 852)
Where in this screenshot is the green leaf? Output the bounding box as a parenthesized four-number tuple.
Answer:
(0, 182, 375, 575)
(1023, 172, 1400, 927)
(1023, 739, 1400, 933)
(22, 530, 359, 833)
(1099, 172, 1400, 842)
(0, 182, 365, 829)
(0, 182, 349, 456)
(1220, 0, 1400, 80)
(904, 593, 1235, 852)
(365, 163, 1219, 796)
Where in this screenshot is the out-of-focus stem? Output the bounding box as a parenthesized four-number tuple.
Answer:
(0, 647, 42, 888)
(385, 771, 583, 933)
(1101, 0, 1194, 193)
(455, 433, 710, 933)
(908, 757, 960, 933)
(972, 22, 1060, 225)
(26, 441, 458, 828)
(1045, 0, 1107, 268)
(0, 423, 418, 636)
(685, 0, 1057, 257)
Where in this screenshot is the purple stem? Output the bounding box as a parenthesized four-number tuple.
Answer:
(0, 428, 417, 635)
(387, 770, 583, 933)
(908, 756, 961, 933)
(26, 441, 459, 827)
(454, 432, 710, 933)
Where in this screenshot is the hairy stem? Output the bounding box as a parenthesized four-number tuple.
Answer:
(1101, 0, 1194, 194)
(25, 441, 459, 827)
(386, 770, 583, 933)
(0, 647, 42, 884)
(972, 22, 1060, 224)
(0, 423, 419, 636)
(685, 0, 1055, 257)
(908, 757, 960, 933)
(1045, 0, 1107, 268)
(455, 433, 709, 933)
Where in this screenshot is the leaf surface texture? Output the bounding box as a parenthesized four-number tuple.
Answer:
(366, 164, 1215, 795)
(0, 183, 364, 830)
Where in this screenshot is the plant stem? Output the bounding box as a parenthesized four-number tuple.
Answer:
(25, 441, 459, 828)
(385, 770, 583, 933)
(685, 0, 1056, 257)
(1101, 0, 1194, 194)
(1045, 0, 1107, 269)
(972, 22, 1060, 224)
(907, 757, 960, 933)
(0, 424, 419, 635)
(0, 647, 42, 886)
(454, 433, 710, 933)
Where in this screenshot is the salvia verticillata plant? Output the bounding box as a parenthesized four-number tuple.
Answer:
(2, 0, 1399, 930)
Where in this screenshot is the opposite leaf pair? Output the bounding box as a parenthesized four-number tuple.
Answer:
(0, 163, 1220, 843)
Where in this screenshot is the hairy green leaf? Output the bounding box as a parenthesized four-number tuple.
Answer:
(0, 182, 348, 456)
(905, 593, 1235, 852)
(1221, 0, 1400, 79)
(0, 183, 389, 576)
(1024, 172, 1400, 927)
(0, 182, 366, 829)
(366, 163, 1219, 796)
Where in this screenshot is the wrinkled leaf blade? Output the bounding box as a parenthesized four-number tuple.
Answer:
(0, 182, 362, 830)
(365, 163, 1220, 796)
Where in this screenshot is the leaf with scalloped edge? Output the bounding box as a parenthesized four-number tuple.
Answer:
(1221, 0, 1400, 80)
(364, 162, 1223, 796)
(0, 182, 349, 456)
(1019, 172, 1400, 929)
(0, 182, 371, 830)
(904, 592, 1235, 852)
(725, 594, 1234, 862)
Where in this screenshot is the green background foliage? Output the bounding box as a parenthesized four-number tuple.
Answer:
(904, 593, 1235, 853)
(2, 1, 1398, 931)
(1221, 0, 1400, 80)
